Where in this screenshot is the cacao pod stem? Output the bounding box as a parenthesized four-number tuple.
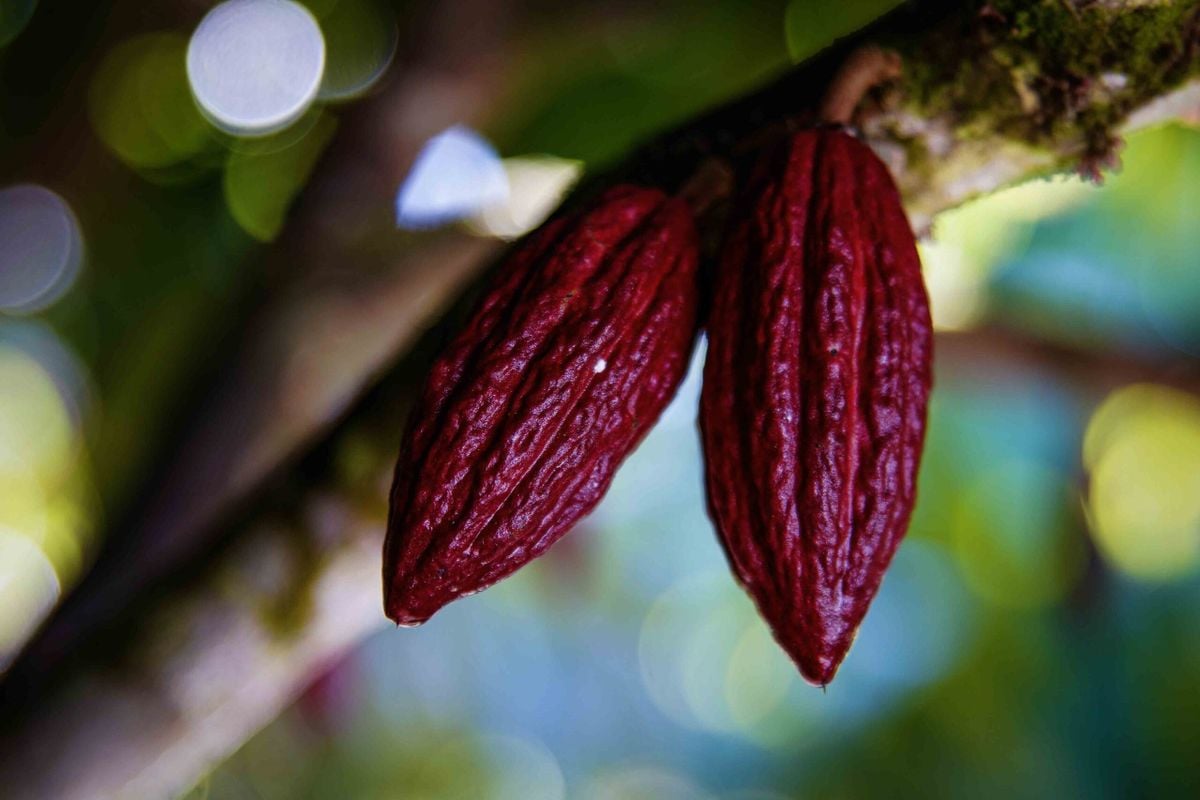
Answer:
(817, 45, 902, 126)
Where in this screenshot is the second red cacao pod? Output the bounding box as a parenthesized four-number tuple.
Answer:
(700, 129, 933, 685)
(384, 185, 700, 626)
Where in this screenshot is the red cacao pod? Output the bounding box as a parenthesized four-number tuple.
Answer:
(385, 185, 700, 625)
(700, 129, 933, 685)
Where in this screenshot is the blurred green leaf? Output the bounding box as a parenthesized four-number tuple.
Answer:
(784, 0, 901, 61)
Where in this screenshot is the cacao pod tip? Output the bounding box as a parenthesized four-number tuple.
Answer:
(780, 622, 853, 688)
(383, 589, 434, 628)
(801, 667, 837, 689)
(809, 648, 850, 687)
(394, 619, 425, 629)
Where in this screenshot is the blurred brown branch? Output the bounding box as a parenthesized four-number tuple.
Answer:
(1, 0, 515, 702)
(2, 1, 1199, 798)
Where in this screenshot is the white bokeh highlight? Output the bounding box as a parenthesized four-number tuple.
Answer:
(471, 155, 583, 240)
(0, 184, 84, 314)
(186, 0, 325, 136)
(395, 125, 509, 230)
(0, 529, 61, 671)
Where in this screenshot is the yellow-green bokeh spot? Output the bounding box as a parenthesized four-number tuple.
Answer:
(223, 113, 338, 242)
(0, 342, 75, 483)
(951, 460, 1085, 608)
(313, 0, 397, 101)
(0, 530, 60, 669)
(0, 339, 94, 616)
(89, 33, 212, 172)
(724, 622, 794, 734)
(1084, 384, 1200, 582)
(921, 175, 1096, 331)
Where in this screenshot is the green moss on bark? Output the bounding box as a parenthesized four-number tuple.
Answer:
(893, 0, 1200, 176)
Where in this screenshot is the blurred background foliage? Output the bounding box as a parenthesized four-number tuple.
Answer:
(3, 0, 1200, 798)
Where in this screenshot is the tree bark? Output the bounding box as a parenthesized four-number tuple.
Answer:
(1, 1, 1197, 798)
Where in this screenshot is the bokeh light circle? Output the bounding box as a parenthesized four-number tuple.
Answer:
(224, 112, 338, 241)
(415, 733, 564, 800)
(841, 539, 977, 690)
(0, 0, 38, 48)
(583, 766, 710, 800)
(89, 33, 212, 173)
(638, 572, 798, 737)
(951, 460, 1083, 608)
(0, 325, 93, 587)
(0, 528, 60, 670)
(470, 156, 583, 240)
(0, 184, 83, 314)
(1085, 384, 1200, 581)
(0, 332, 80, 481)
(724, 623, 793, 728)
(316, 0, 397, 101)
(186, 0, 325, 136)
(395, 125, 509, 229)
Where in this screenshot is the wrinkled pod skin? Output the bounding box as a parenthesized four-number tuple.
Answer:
(385, 185, 701, 625)
(700, 129, 933, 685)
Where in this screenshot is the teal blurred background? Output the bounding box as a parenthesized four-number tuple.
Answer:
(3, 1, 1200, 798)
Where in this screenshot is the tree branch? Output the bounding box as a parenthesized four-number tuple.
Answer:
(1, 1, 1198, 798)
(1, 0, 515, 692)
